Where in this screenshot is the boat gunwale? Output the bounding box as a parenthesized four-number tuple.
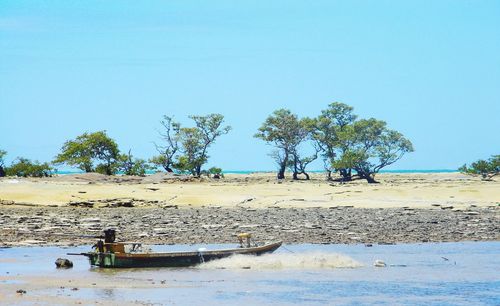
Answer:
(88, 241, 282, 258)
(116, 241, 282, 258)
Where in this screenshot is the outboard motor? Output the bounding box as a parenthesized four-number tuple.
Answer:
(104, 229, 116, 243)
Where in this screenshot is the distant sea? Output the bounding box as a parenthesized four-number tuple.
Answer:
(54, 169, 459, 175)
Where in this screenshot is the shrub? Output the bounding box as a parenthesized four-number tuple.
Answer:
(208, 167, 224, 179)
(459, 155, 499, 180)
(6, 158, 54, 177)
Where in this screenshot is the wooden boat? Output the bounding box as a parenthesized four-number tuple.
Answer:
(69, 230, 282, 268)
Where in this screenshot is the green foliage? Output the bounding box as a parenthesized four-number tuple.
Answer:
(157, 114, 230, 177)
(311, 103, 413, 183)
(308, 102, 359, 180)
(5, 157, 54, 177)
(255, 109, 313, 179)
(0, 149, 7, 177)
(54, 131, 120, 175)
(190, 114, 232, 140)
(255, 109, 307, 150)
(154, 116, 181, 172)
(177, 127, 207, 176)
(0, 150, 6, 165)
(120, 150, 151, 176)
(187, 114, 231, 177)
(332, 118, 414, 183)
(149, 155, 172, 172)
(172, 155, 196, 175)
(94, 164, 115, 175)
(208, 167, 224, 178)
(129, 159, 149, 176)
(331, 149, 365, 170)
(459, 155, 499, 180)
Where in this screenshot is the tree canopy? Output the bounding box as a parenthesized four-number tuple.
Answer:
(155, 113, 230, 177)
(311, 102, 358, 180)
(119, 150, 151, 176)
(258, 103, 414, 182)
(255, 109, 315, 179)
(152, 116, 181, 172)
(331, 119, 414, 183)
(54, 131, 120, 175)
(177, 127, 207, 176)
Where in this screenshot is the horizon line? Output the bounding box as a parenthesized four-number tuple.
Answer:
(51, 169, 459, 175)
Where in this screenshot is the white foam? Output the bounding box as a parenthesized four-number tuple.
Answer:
(198, 252, 363, 270)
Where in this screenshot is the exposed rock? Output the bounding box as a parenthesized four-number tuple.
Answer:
(464, 211, 480, 215)
(55, 258, 73, 268)
(0, 206, 498, 247)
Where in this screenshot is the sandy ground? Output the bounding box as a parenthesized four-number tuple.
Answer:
(0, 275, 158, 306)
(0, 172, 498, 209)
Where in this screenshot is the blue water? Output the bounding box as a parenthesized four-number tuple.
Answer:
(1, 242, 498, 305)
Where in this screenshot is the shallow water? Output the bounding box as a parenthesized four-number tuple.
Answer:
(0, 242, 499, 305)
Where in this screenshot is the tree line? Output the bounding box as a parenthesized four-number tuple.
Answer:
(11, 102, 494, 183)
(255, 102, 414, 183)
(0, 114, 230, 179)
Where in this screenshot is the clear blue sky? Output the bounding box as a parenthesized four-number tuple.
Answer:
(1, 0, 499, 171)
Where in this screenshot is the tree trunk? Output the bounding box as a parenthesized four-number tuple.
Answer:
(277, 166, 286, 179)
(292, 155, 299, 180)
(0, 166, 5, 177)
(339, 169, 352, 181)
(325, 170, 332, 181)
(277, 151, 288, 180)
(106, 161, 113, 175)
(303, 171, 310, 180)
(358, 170, 378, 183)
(165, 166, 173, 173)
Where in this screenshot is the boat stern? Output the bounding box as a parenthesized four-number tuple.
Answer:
(88, 252, 117, 268)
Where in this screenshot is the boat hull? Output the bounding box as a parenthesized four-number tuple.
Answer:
(85, 241, 282, 268)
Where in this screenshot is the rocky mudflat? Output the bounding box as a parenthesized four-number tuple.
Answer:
(1, 206, 498, 246)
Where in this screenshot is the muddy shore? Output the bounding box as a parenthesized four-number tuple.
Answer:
(1, 206, 498, 247)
